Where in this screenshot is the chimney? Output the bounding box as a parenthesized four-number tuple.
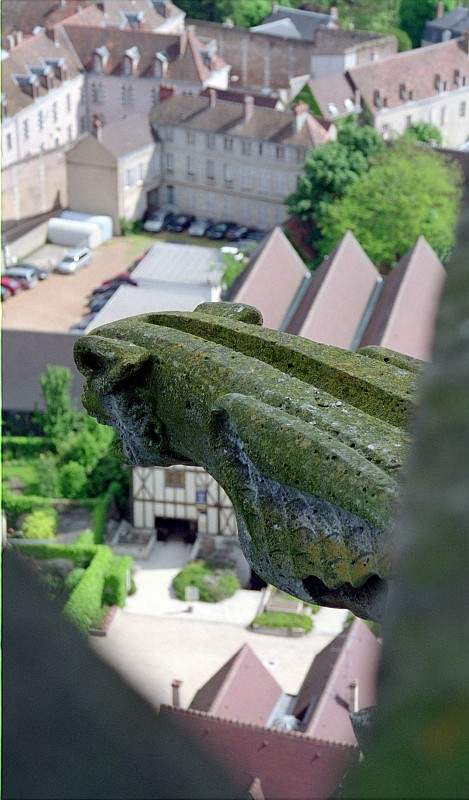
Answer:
(171, 679, 183, 708)
(436, 1, 445, 18)
(46, 26, 58, 43)
(244, 95, 254, 122)
(293, 101, 309, 133)
(209, 88, 217, 108)
(330, 5, 339, 24)
(14, 31, 23, 46)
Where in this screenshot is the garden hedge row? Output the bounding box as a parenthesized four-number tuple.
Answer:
(14, 541, 97, 565)
(64, 546, 114, 630)
(92, 481, 120, 544)
(2, 488, 52, 522)
(105, 556, 133, 607)
(2, 436, 48, 460)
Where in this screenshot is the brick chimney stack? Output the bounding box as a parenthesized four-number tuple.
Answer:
(92, 116, 103, 141)
(244, 95, 254, 122)
(171, 679, 183, 708)
(436, 1, 445, 18)
(209, 88, 217, 108)
(330, 5, 339, 25)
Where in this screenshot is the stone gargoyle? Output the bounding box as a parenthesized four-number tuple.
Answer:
(74, 301, 421, 621)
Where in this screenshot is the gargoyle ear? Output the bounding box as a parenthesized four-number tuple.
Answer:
(74, 335, 151, 392)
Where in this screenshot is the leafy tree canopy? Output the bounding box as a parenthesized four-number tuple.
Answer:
(39, 366, 74, 446)
(403, 121, 443, 146)
(318, 143, 462, 267)
(399, 0, 458, 46)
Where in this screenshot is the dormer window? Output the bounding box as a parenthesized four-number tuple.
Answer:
(45, 57, 67, 81)
(154, 51, 168, 79)
(399, 82, 408, 101)
(93, 46, 109, 74)
(124, 10, 144, 29)
(28, 64, 54, 90)
(373, 89, 382, 109)
(454, 69, 462, 87)
(123, 46, 140, 77)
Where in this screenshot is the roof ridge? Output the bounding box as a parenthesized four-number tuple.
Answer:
(160, 704, 357, 750)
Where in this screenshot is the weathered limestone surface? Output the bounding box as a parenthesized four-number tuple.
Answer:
(74, 301, 420, 620)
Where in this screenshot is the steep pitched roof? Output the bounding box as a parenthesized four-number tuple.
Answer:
(286, 231, 381, 349)
(425, 5, 469, 33)
(159, 706, 358, 800)
(296, 619, 381, 746)
(1, 27, 82, 116)
(226, 227, 310, 331)
(98, 0, 184, 32)
(308, 72, 357, 120)
(348, 36, 469, 112)
(359, 236, 446, 360)
(96, 114, 156, 158)
(190, 644, 283, 726)
(251, 6, 334, 41)
(1, 0, 95, 35)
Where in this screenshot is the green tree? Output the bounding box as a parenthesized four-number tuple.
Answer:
(399, 0, 457, 46)
(403, 121, 443, 146)
(229, 0, 271, 26)
(59, 461, 88, 499)
(318, 143, 462, 267)
(39, 366, 74, 447)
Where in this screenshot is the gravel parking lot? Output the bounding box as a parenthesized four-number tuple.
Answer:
(2, 235, 155, 332)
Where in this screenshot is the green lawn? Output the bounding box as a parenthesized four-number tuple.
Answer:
(2, 460, 41, 494)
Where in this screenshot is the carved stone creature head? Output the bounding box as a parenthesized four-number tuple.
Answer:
(75, 302, 420, 621)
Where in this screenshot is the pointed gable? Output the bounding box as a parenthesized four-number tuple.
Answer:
(227, 227, 310, 331)
(287, 231, 381, 349)
(190, 644, 283, 727)
(359, 236, 445, 360)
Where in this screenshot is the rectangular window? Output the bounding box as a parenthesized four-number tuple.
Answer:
(38, 109, 44, 131)
(165, 469, 185, 489)
(23, 119, 29, 140)
(206, 133, 216, 150)
(460, 101, 467, 118)
(186, 130, 196, 145)
(440, 106, 446, 126)
(275, 145, 285, 160)
(223, 136, 233, 151)
(165, 152, 174, 174)
(6, 132, 12, 150)
(186, 155, 196, 177)
(52, 102, 58, 123)
(223, 163, 232, 183)
(206, 159, 215, 180)
(66, 93, 71, 113)
(241, 140, 251, 156)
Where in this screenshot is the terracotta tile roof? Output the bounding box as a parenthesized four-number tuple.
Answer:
(359, 236, 446, 360)
(1, 28, 82, 116)
(190, 644, 283, 727)
(150, 93, 331, 145)
(97, 0, 183, 31)
(61, 22, 218, 84)
(299, 619, 380, 746)
(52, 5, 106, 27)
(1, 0, 95, 35)
(226, 227, 310, 330)
(348, 36, 469, 112)
(159, 706, 358, 799)
(286, 231, 381, 349)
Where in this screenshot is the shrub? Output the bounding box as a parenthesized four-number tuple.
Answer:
(64, 567, 86, 594)
(37, 454, 61, 498)
(92, 481, 120, 543)
(64, 545, 114, 630)
(59, 461, 88, 499)
(173, 560, 240, 603)
(2, 489, 51, 525)
(22, 508, 58, 540)
(252, 611, 313, 633)
(75, 530, 95, 547)
(103, 556, 133, 607)
(86, 448, 128, 498)
(13, 541, 96, 566)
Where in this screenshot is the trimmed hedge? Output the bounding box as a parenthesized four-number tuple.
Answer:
(2, 436, 48, 460)
(13, 541, 96, 566)
(75, 530, 95, 547)
(64, 567, 86, 594)
(173, 560, 240, 603)
(64, 545, 114, 630)
(2, 488, 52, 522)
(104, 556, 133, 607)
(22, 508, 58, 540)
(252, 611, 313, 633)
(92, 481, 120, 544)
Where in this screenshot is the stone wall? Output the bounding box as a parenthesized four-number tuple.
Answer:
(2, 145, 68, 226)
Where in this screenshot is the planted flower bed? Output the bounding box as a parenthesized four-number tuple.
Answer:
(251, 611, 313, 636)
(172, 560, 240, 603)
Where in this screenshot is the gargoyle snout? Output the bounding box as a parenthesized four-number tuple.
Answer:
(74, 335, 151, 393)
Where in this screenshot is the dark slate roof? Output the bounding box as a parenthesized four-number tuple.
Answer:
(348, 36, 469, 111)
(158, 706, 358, 799)
(150, 93, 329, 146)
(252, 5, 334, 42)
(359, 236, 446, 360)
(1, 27, 82, 115)
(97, 114, 156, 158)
(190, 644, 283, 727)
(425, 5, 469, 33)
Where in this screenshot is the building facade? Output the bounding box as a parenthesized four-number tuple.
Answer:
(150, 93, 333, 227)
(1, 28, 85, 168)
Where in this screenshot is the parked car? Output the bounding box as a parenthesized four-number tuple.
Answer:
(205, 221, 236, 240)
(143, 208, 175, 233)
(244, 228, 266, 243)
(70, 313, 96, 333)
(89, 289, 116, 313)
(1, 285, 11, 302)
(102, 271, 137, 287)
(165, 213, 196, 233)
(188, 218, 213, 237)
(56, 247, 91, 275)
(4, 266, 38, 289)
(1, 276, 22, 295)
(92, 278, 138, 297)
(14, 261, 48, 280)
(226, 225, 249, 241)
